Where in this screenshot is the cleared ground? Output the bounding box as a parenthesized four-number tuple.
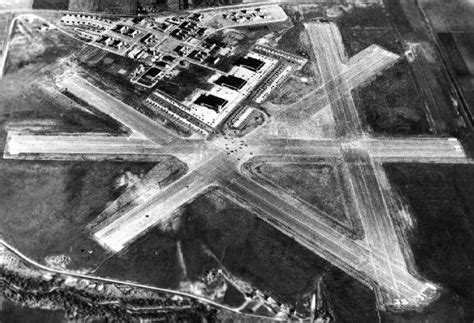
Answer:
(247, 160, 349, 226)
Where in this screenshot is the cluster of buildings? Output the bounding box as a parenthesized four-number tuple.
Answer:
(222, 8, 271, 23)
(61, 5, 301, 136)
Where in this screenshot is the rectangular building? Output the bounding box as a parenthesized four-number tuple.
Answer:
(215, 75, 247, 90)
(194, 94, 228, 112)
(235, 56, 265, 72)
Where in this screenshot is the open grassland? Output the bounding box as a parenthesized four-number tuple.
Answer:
(0, 159, 158, 270)
(354, 61, 430, 136)
(336, 5, 434, 136)
(385, 163, 474, 322)
(32, 0, 69, 10)
(252, 162, 348, 224)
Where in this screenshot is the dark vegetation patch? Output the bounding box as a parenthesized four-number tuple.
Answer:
(32, 0, 69, 10)
(354, 61, 430, 136)
(385, 163, 474, 322)
(191, 0, 241, 9)
(68, 0, 137, 14)
(438, 32, 474, 120)
(0, 159, 157, 269)
(336, 5, 436, 136)
(96, 232, 179, 288)
(337, 5, 400, 56)
(383, 1, 469, 137)
(96, 189, 378, 320)
(156, 63, 213, 101)
(0, 296, 66, 323)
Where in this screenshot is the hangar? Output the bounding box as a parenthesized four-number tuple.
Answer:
(215, 75, 247, 90)
(194, 94, 228, 112)
(235, 56, 265, 72)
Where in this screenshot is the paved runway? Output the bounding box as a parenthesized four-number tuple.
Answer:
(3, 20, 468, 309)
(58, 75, 178, 145)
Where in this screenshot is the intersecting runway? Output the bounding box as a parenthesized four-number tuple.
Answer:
(4, 20, 470, 309)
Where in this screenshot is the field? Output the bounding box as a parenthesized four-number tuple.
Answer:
(251, 162, 348, 225)
(438, 32, 474, 120)
(0, 159, 159, 270)
(32, 0, 69, 10)
(354, 61, 430, 136)
(95, 188, 378, 320)
(385, 163, 474, 322)
(335, 4, 448, 137)
(68, 0, 137, 14)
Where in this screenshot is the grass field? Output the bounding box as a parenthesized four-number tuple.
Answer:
(0, 159, 158, 270)
(385, 163, 474, 322)
(32, 0, 68, 10)
(254, 162, 348, 224)
(354, 61, 431, 136)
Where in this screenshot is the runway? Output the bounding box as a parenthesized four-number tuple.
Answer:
(58, 75, 178, 145)
(2, 19, 470, 309)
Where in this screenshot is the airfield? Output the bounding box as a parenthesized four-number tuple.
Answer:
(1, 1, 474, 320)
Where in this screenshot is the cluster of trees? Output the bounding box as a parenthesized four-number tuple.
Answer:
(0, 267, 219, 321)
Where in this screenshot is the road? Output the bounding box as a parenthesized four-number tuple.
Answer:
(0, 239, 274, 320)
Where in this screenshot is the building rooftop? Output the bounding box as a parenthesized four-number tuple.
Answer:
(194, 94, 228, 112)
(215, 75, 247, 90)
(235, 56, 265, 72)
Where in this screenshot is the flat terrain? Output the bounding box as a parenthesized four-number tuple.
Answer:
(0, 159, 157, 269)
(249, 161, 348, 225)
(355, 61, 430, 136)
(32, 0, 68, 10)
(385, 163, 474, 322)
